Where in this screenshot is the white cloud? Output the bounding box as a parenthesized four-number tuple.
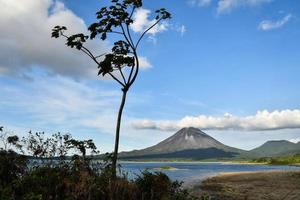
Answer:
(138, 57, 152, 70)
(0, 75, 119, 126)
(258, 14, 292, 31)
(0, 0, 107, 79)
(131, 8, 185, 43)
(217, 0, 272, 14)
(189, 0, 213, 7)
(132, 109, 300, 131)
(289, 138, 300, 144)
(131, 8, 168, 35)
(128, 119, 157, 130)
(0, 73, 164, 152)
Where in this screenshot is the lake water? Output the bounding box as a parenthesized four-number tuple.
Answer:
(119, 162, 300, 185)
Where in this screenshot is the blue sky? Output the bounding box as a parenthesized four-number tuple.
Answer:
(0, 0, 300, 152)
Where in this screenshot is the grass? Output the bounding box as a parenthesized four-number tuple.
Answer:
(251, 154, 300, 165)
(191, 171, 300, 200)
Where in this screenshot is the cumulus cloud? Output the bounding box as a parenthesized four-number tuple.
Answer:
(138, 57, 152, 69)
(258, 14, 292, 31)
(132, 109, 300, 131)
(130, 8, 185, 44)
(131, 8, 168, 35)
(216, 0, 272, 14)
(0, 0, 107, 79)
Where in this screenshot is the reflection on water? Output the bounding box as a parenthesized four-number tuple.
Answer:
(119, 162, 300, 185)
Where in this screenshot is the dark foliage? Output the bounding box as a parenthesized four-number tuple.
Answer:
(0, 151, 27, 190)
(135, 171, 195, 200)
(0, 127, 201, 200)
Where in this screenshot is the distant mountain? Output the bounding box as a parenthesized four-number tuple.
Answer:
(250, 140, 300, 157)
(119, 127, 246, 160)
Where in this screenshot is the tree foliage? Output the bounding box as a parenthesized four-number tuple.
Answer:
(52, 0, 171, 85)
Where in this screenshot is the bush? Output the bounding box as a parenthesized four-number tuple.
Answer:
(0, 128, 201, 200)
(135, 171, 195, 200)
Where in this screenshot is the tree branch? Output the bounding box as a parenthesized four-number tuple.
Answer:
(108, 72, 126, 87)
(81, 46, 100, 65)
(129, 6, 136, 20)
(135, 18, 163, 49)
(60, 31, 100, 65)
(120, 23, 137, 85)
(95, 53, 107, 59)
(120, 24, 135, 50)
(59, 31, 125, 87)
(128, 51, 139, 87)
(118, 67, 127, 84)
(126, 24, 135, 51)
(125, 6, 136, 47)
(109, 31, 123, 35)
(127, 59, 135, 85)
(125, 23, 135, 84)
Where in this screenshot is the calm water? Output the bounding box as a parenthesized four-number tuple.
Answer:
(119, 162, 300, 185)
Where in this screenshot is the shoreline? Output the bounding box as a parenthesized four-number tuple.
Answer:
(119, 160, 300, 166)
(120, 160, 259, 164)
(215, 169, 299, 176)
(191, 170, 300, 200)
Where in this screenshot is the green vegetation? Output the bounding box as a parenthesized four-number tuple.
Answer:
(252, 154, 300, 165)
(0, 127, 203, 200)
(250, 140, 300, 157)
(155, 166, 179, 170)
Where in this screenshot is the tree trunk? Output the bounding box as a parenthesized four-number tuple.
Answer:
(111, 89, 127, 178)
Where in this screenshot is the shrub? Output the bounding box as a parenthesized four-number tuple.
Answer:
(0, 128, 202, 200)
(135, 171, 198, 200)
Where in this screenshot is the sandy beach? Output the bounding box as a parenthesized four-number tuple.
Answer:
(191, 170, 300, 200)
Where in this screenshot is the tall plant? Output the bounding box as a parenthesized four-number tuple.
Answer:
(52, 0, 171, 177)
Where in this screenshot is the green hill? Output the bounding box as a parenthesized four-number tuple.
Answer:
(250, 140, 300, 157)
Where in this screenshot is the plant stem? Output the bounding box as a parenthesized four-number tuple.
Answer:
(111, 88, 128, 178)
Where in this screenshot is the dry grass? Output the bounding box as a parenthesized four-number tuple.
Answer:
(191, 171, 300, 200)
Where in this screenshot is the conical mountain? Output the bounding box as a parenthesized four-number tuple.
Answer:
(120, 127, 245, 160)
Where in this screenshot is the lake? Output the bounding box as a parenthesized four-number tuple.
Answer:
(119, 162, 300, 185)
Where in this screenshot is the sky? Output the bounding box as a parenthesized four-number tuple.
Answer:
(0, 0, 300, 152)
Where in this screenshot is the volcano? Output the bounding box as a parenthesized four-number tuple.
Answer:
(119, 127, 245, 160)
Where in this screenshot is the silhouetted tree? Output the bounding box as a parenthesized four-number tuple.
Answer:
(66, 138, 99, 158)
(52, 0, 171, 177)
(0, 127, 17, 151)
(0, 127, 8, 150)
